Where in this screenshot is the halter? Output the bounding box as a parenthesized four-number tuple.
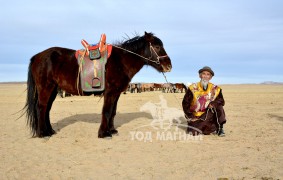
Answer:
(148, 43, 168, 64)
(112, 43, 168, 64)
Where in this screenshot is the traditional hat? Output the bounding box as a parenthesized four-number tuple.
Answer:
(198, 66, 214, 76)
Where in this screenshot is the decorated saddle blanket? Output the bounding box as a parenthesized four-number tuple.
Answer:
(75, 34, 112, 92)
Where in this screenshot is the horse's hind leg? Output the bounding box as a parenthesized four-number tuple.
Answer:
(36, 85, 57, 137)
(45, 87, 58, 135)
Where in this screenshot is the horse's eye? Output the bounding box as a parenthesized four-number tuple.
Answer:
(155, 46, 161, 51)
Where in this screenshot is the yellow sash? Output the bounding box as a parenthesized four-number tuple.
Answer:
(189, 82, 221, 117)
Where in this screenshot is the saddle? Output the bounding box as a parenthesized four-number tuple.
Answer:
(75, 34, 112, 92)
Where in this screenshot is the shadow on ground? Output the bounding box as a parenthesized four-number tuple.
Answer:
(52, 112, 188, 133)
(53, 112, 153, 131)
(268, 113, 283, 122)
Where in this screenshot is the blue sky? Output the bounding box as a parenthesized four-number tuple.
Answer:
(1, 0, 282, 84)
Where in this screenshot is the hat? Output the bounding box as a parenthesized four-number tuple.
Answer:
(198, 66, 214, 76)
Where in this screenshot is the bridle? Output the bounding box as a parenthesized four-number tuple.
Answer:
(112, 43, 168, 64)
(148, 43, 168, 64)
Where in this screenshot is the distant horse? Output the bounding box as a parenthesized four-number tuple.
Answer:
(141, 83, 154, 92)
(24, 32, 172, 138)
(130, 83, 142, 93)
(136, 83, 142, 93)
(162, 83, 176, 93)
(130, 83, 137, 93)
(153, 83, 163, 91)
(174, 83, 188, 93)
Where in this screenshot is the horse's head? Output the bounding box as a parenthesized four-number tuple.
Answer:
(143, 32, 172, 72)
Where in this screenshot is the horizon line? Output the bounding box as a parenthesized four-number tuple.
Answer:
(0, 81, 282, 85)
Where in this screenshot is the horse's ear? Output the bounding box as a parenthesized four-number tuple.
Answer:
(144, 31, 154, 41)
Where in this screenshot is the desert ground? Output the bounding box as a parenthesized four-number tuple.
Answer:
(0, 83, 282, 179)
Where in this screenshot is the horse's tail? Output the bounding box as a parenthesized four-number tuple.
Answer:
(24, 56, 38, 136)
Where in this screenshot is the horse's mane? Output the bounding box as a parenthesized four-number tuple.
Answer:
(114, 32, 155, 52)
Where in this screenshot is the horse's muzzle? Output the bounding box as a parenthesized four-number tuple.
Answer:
(162, 63, 172, 72)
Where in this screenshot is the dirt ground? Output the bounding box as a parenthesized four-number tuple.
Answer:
(0, 83, 282, 179)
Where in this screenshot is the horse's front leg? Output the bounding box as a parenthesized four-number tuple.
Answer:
(98, 92, 120, 138)
(108, 94, 120, 135)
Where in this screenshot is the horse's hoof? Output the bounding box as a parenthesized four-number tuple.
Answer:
(98, 131, 112, 139)
(49, 129, 56, 136)
(36, 129, 56, 138)
(110, 129, 119, 135)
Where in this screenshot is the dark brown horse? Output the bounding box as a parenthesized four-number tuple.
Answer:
(153, 83, 163, 91)
(174, 83, 188, 93)
(24, 32, 172, 138)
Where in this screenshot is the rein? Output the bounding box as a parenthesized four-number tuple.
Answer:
(111, 43, 168, 64)
(161, 72, 183, 110)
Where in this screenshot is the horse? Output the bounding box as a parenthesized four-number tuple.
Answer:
(129, 83, 142, 93)
(153, 83, 163, 91)
(162, 83, 176, 93)
(174, 83, 188, 93)
(129, 83, 137, 93)
(24, 32, 172, 138)
(141, 83, 154, 92)
(135, 83, 142, 93)
(57, 87, 72, 98)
